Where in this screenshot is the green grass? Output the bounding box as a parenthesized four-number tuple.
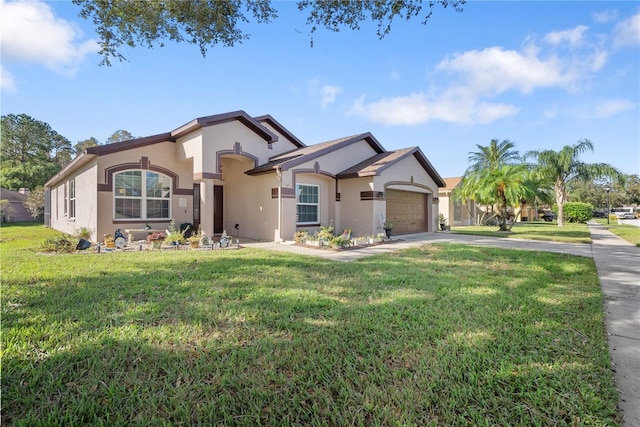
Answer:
(593, 218, 640, 246)
(452, 221, 592, 244)
(1, 223, 620, 426)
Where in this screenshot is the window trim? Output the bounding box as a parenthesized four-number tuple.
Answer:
(296, 183, 319, 225)
(68, 179, 76, 219)
(113, 170, 172, 220)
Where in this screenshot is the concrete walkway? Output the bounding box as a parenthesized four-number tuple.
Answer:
(588, 223, 640, 427)
(242, 226, 640, 425)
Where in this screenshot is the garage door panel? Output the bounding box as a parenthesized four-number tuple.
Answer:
(386, 190, 428, 234)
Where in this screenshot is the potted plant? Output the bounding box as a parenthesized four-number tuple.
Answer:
(383, 221, 393, 238)
(146, 231, 166, 249)
(438, 213, 448, 231)
(165, 219, 187, 247)
(188, 227, 202, 248)
(104, 233, 115, 248)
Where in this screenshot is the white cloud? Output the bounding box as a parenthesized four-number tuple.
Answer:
(1, 0, 98, 77)
(592, 99, 636, 118)
(0, 65, 17, 92)
(348, 91, 520, 126)
(437, 46, 574, 95)
(592, 10, 619, 24)
(612, 12, 640, 48)
(544, 25, 589, 47)
(320, 85, 342, 108)
(307, 79, 342, 108)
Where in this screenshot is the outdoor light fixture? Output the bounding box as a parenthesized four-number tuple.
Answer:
(605, 186, 611, 225)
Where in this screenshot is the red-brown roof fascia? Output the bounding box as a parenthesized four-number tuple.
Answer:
(171, 110, 278, 143)
(254, 114, 305, 148)
(86, 133, 174, 156)
(336, 146, 446, 188)
(275, 133, 385, 172)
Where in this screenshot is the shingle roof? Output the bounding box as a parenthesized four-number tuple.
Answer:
(442, 176, 463, 189)
(336, 148, 415, 178)
(0, 188, 28, 202)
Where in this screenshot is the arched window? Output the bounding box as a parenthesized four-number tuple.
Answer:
(114, 171, 171, 219)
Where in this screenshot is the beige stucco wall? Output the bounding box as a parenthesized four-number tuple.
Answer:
(281, 172, 336, 240)
(218, 157, 279, 241)
(49, 161, 98, 240)
(337, 177, 376, 237)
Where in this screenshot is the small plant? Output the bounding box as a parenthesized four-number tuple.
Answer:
(438, 213, 447, 224)
(165, 219, 187, 244)
(294, 230, 309, 244)
(329, 235, 352, 248)
(75, 227, 92, 241)
(41, 233, 76, 253)
(188, 227, 202, 243)
(146, 231, 166, 242)
(383, 220, 393, 229)
(317, 221, 335, 241)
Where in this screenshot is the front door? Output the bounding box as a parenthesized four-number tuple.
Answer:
(214, 185, 223, 234)
(193, 184, 200, 231)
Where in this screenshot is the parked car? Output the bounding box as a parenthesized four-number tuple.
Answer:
(611, 207, 636, 220)
(592, 210, 607, 218)
(540, 211, 557, 222)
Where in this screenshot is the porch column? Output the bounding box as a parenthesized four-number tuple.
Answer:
(199, 179, 215, 238)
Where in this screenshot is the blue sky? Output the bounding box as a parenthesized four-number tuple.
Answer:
(2, 0, 639, 179)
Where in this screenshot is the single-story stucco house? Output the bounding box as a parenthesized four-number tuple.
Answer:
(45, 110, 445, 243)
(438, 177, 481, 226)
(0, 187, 35, 222)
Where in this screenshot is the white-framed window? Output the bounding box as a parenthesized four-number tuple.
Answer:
(296, 183, 319, 224)
(68, 179, 76, 219)
(114, 170, 171, 220)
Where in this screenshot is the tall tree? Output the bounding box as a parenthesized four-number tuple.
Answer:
(462, 139, 529, 230)
(74, 137, 100, 155)
(466, 139, 520, 174)
(0, 114, 72, 190)
(106, 130, 134, 144)
(526, 140, 624, 227)
(72, 0, 464, 65)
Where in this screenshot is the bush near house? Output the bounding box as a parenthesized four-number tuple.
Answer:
(563, 202, 594, 223)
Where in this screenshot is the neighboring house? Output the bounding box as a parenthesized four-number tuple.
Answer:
(438, 177, 482, 226)
(439, 176, 537, 226)
(45, 111, 445, 243)
(0, 188, 35, 222)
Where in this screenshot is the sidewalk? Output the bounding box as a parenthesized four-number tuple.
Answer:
(243, 226, 640, 424)
(588, 223, 640, 427)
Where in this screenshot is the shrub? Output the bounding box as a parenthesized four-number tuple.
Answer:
(75, 227, 92, 241)
(41, 233, 76, 253)
(329, 235, 351, 248)
(317, 222, 334, 241)
(294, 230, 308, 244)
(564, 202, 594, 223)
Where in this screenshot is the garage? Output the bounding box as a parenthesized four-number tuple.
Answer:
(385, 189, 428, 234)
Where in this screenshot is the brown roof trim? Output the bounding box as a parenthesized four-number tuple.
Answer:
(411, 147, 446, 188)
(86, 133, 174, 156)
(336, 146, 446, 187)
(44, 152, 97, 187)
(254, 115, 305, 148)
(171, 110, 278, 142)
(277, 133, 385, 172)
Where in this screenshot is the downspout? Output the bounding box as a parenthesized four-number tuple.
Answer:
(276, 165, 283, 243)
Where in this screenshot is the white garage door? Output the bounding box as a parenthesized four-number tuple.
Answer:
(386, 190, 428, 234)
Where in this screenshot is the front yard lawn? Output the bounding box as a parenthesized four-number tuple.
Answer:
(1, 223, 619, 425)
(452, 221, 592, 244)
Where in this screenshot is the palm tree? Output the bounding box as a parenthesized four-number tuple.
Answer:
(466, 139, 520, 173)
(462, 139, 525, 229)
(525, 140, 624, 227)
(473, 164, 533, 231)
